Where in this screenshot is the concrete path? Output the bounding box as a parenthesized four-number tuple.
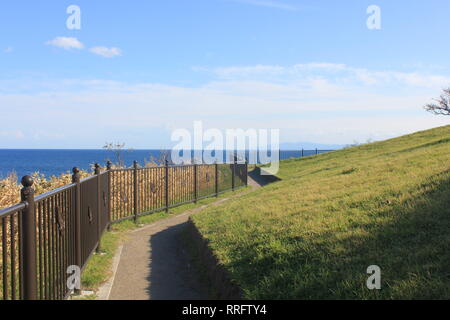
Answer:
(107, 175, 265, 300)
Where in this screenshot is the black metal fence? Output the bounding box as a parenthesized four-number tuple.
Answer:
(0, 160, 248, 300)
(281, 149, 334, 160)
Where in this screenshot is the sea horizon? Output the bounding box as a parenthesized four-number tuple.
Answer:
(0, 148, 333, 180)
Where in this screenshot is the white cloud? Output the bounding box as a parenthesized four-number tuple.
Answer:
(0, 75, 448, 146)
(205, 63, 349, 78)
(4, 47, 13, 53)
(214, 65, 284, 78)
(1, 62, 449, 147)
(90, 47, 122, 58)
(350, 68, 450, 87)
(46, 37, 84, 50)
(202, 63, 450, 88)
(44, 38, 123, 58)
(293, 63, 347, 71)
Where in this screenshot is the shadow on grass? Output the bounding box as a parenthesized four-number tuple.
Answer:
(395, 137, 450, 154)
(222, 172, 450, 299)
(248, 167, 282, 186)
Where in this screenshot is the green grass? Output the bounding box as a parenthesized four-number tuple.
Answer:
(80, 186, 249, 295)
(191, 125, 450, 300)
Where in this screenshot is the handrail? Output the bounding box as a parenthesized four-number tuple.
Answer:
(80, 174, 99, 183)
(0, 202, 27, 219)
(34, 183, 77, 202)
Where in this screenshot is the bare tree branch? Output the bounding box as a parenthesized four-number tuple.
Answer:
(424, 88, 450, 116)
(103, 142, 130, 168)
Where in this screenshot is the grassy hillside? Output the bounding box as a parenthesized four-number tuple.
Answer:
(191, 125, 450, 299)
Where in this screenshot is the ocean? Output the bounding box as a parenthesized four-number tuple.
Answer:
(0, 149, 332, 180)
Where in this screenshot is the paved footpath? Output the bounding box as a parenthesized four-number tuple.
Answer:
(106, 176, 262, 300)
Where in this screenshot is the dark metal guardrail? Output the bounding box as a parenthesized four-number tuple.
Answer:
(0, 159, 248, 300)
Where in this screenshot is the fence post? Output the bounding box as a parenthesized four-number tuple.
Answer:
(302, 149, 304, 158)
(133, 161, 139, 223)
(20, 176, 37, 300)
(72, 167, 82, 295)
(215, 161, 219, 197)
(106, 161, 112, 231)
(194, 162, 198, 203)
(165, 160, 169, 213)
(316, 148, 318, 156)
(232, 156, 236, 191)
(94, 164, 101, 253)
(245, 158, 248, 187)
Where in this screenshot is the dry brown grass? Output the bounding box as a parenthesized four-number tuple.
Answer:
(0, 171, 91, 210)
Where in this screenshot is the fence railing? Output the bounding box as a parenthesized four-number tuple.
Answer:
(0, 159, 248, 300)
(294, 149, 334, 159)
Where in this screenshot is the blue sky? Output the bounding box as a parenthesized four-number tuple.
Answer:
(0, 0, 449, 148)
